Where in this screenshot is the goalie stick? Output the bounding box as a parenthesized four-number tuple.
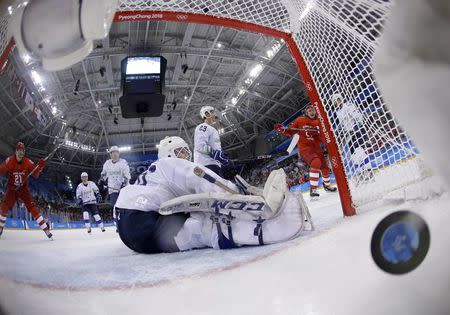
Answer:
(193, 166, 239, 194)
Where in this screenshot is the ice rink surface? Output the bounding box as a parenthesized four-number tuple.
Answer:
(0, 190, 449, 315)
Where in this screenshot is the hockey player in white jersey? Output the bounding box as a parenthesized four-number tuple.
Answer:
(76, 172, 105, 234)
(115, 136, 307, 254)
(99, 145, 130, 232)
(194, 106, 229, 177)
(331, 93, 373, 181)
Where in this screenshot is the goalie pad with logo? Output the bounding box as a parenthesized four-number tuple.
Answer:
(163, 192, 311, 250)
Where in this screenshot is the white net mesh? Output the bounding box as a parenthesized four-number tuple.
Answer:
(0, 15, 10, 63)
(0, 0, 430, 210)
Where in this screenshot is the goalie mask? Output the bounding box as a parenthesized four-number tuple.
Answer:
(158, 136, 192, 161)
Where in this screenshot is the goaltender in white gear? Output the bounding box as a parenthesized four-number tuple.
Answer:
(115, 136, 308, 253)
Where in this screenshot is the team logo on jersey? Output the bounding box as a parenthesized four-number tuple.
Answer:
(135, 196, 149, 208)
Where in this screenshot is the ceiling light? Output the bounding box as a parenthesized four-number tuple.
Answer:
(113, 117, 118, 125)
(167, 113, 172, 121)
(249, 64, 263, 78)
(118, 146, 131, 152)
(22, 54, 31, 64)
(217, 43, 222, 48)
(31, 70, 42, 85)
(108, 105, 113, 114)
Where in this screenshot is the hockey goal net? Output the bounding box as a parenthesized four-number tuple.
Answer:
(0, 0, 429, 216)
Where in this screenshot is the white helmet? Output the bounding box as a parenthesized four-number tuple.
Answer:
(331, 93, 344, 106)
(109, 145, 119, 153)
(200, 106, 215, 119)
(80, 172, 88, 179)
(158, 136, 192, 161)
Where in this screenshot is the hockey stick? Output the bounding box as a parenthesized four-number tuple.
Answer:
(281, 127, 320, 133)
(15, 144, 60, 191)
(230, 151, 290, 164)
(286, 133, 300, 154)
(193, 166, 239, 194)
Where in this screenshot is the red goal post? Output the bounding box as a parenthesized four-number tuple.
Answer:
(0, 1, 429, 217)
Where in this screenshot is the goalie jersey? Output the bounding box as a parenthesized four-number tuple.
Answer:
(117, 158, 238, 212)
(193, 123, 221, 167)
(76, 181, 99, 205)
(100, 158, 130, 194)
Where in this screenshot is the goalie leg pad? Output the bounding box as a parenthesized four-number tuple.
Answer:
(263, 169, 288, 213)
(228, 192, 304, 246)
(187, 193, 304, 249)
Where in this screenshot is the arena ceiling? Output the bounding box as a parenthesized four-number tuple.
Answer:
(0, 19, 309, 172)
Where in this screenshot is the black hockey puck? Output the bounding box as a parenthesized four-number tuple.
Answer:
(371, 210, 430, 275)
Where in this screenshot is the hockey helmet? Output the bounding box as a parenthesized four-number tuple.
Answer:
(158, 136, 192, 161)
(15, 142, 25, 151)
(200, 106, 215, 119)
(331, 93, 344, 106)
(80, 172, 88, 179)
(109, 145, 119, 153)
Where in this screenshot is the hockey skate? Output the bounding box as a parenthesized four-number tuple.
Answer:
(44, 229, 53, 240)
(310, 188, 320, 200)
(101, 227, 106, 232)
(323, 184, 337, 192)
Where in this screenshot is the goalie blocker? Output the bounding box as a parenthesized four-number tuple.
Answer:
(115, 160, 311, 253)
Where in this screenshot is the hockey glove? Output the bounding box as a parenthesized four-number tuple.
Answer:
(77, 198, 83, 206)
(98, 178, 107, 189)
(95, 193, 102, 203)
(37, 159, 46, 169)
(211, 149, 229, 166)
(120, 180, 128, 189)
(274, 123, 284, 133)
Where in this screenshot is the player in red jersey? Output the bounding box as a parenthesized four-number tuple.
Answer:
(274, 105, 337, 198)
(0, 142, 52, 239)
